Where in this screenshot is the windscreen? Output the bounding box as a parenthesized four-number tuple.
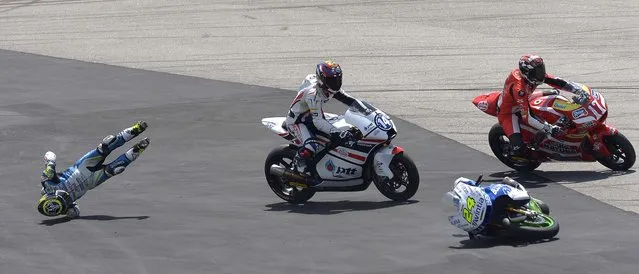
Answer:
(348, 99, 376, 116)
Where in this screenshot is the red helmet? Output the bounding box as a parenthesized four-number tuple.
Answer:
(518, 54, 546, 86)
(315, 60, 343, 94)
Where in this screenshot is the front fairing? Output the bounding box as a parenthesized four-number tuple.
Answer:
(529, 85, 608, 127)
(526, 85, 615, 160)
(484, 183, 531, 207)
(344, 100, 397, 142)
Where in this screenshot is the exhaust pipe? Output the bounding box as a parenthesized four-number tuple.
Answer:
(270, 164, 286, 177)
(270, 164, 309, 182)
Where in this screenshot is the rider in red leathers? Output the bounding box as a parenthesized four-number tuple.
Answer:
(498, 54, 589, 159)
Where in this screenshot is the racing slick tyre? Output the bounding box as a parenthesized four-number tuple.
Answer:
(597, 133, 636, 171)
(264, 146, 316, 204)
(504, 214, 559, 241)
(373, 153, 420, 201)
(537, 200, 550, 215)
(488, 124, 541, 172)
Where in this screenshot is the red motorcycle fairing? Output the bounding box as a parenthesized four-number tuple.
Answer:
(472, 85, 619, 162)
(518, 123, 594, 162)
(586, 123, 617, 156)
(525, 86, 615, 161)
(472, 91, 501, 117)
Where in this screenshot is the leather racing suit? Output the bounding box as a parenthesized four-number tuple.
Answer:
(498, 69, 587, 147)
(285, 74, 360, 168)
(39, 122, 149, 217)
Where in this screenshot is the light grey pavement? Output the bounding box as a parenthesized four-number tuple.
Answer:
(1, 0, 637, 212)
(2, 48, 639, 274)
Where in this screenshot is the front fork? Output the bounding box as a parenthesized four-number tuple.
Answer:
(584, 124, 618, 157)
(503, 207, 539, 224)
(373, 144, 405, 180)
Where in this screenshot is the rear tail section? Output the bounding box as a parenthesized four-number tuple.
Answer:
(472, 91, 501, 117)
(261, 117, 298, 144)
(261, 117, 289, 136)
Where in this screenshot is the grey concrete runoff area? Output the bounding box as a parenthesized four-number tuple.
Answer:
(1, 0, 639, 273)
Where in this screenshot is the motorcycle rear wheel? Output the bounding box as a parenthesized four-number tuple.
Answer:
(597, 133, 636, 171)
(264, 146, 316, 204)
(373, 153, 420, 201)
(488, 124, 542, 172)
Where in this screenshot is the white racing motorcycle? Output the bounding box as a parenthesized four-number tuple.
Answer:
(261, 100, 420, 204)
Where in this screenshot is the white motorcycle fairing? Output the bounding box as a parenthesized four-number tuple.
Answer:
(261, 99, 402, 188)
(373, 145, 403, 180)
(261, 117, 288, 136)
(487, 181, 531, 202)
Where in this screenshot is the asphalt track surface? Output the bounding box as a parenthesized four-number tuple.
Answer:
(1, 0, 637, 212)
(3, 50, 639, 274)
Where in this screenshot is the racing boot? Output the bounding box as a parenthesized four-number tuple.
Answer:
(126, 137, 150, 161)
(509, 133, 530, 163)
(117, 121, 148, 144)
(291, 149, 322, 187)
(124, 121, 148, 140)
(293, 148, 313, 176)
(293, 156, 309, 176)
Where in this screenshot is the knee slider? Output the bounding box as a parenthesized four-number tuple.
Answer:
(98, 135, 116, 154)
(125, 148, 141, 161)
(105, 165, 126, 177)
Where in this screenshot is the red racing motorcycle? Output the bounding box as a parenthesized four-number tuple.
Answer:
(472, 85, 635, 172)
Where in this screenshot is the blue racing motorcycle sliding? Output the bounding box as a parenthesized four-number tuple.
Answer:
(261, 100, 420, 204)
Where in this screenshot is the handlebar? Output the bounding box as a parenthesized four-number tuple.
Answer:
(475, 174, 484, 185)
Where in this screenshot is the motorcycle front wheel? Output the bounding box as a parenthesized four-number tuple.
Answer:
(264, 146, 316, 204)
(597, 133, 636, 171)
(372, 153, 420, 201)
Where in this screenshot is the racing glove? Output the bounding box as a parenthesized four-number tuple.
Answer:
(541, 123, 562, 136)
(568, 82, 589, 105)
(42, 151, 57, 180)
(572, 91, 589, 106)
(331, 130, 356, 146)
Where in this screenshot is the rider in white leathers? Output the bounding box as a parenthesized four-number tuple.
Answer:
(445, 177, 492, 234)
(286, 60, 361, 178)
(444, 176, 528, 238)
(37, 121, 150, 218)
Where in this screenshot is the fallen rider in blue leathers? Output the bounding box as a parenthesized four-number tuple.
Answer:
(37, 121, 150, 219)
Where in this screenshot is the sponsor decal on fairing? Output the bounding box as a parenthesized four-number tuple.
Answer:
(325, 159, 356, 177)
(572, 108, 588, 119)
